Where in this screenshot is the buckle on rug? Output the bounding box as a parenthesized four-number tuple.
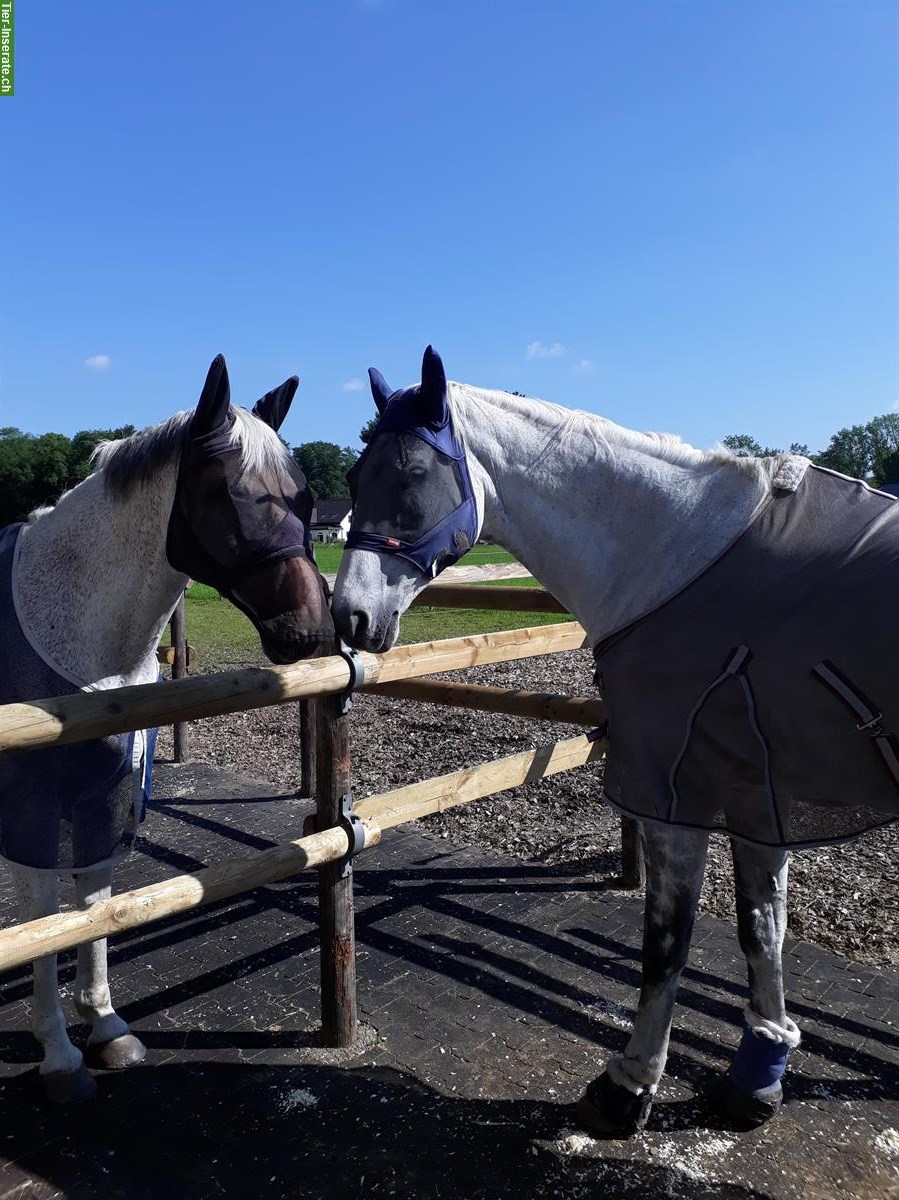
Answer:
(857, 713, 884, 737)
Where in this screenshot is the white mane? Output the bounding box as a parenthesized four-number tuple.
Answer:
(451, 383, 765, 475)
(91, 406, 293, 496)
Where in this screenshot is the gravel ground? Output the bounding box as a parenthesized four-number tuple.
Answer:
(159, 646, 898, 968)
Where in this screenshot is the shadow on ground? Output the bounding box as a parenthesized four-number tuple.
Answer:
(1, 765, 896, 1200)
(0, 1061, 775, 1200)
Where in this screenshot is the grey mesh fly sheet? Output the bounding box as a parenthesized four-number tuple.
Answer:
(0, 523, 155, 872)
(594, 464, 899, 849)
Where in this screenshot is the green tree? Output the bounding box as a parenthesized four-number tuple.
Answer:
(813, 417, 899, 482)
(866, 414, 899, 486)
(815, 423, 872, 479)
(68, 426, 135, 484)
(0, 430, 38, 526)
(0, 424, 140, 526)
(29, 434, 73, 511)
(722, 434, 782, 457)
(878, 447, 899, 487)
(359, 416, 379, 446)
(292, 441, 358, 499)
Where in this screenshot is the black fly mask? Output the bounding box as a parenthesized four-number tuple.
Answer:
(166, 356, 333, 661)
(168, 419, 314, 597)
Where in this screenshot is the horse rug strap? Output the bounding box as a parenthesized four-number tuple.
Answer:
(593, 465, 899, 849)
(0, 523, 158, 873)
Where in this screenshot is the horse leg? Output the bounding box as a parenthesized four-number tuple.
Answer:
(74, 865, 147, 1070)
(576, 823, 708, 1137)
(713, 839, 799, 1126)
(12, 867, 97, 1102)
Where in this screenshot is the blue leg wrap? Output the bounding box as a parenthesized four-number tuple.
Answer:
(728, 1022, 791, 1095)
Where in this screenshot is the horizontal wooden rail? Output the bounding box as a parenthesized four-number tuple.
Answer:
(368, 679, 605, 726)
(355, 732, 606, 831)
(0, 820, 382, 973)
(321, 562, 533, 588)
(0, 726, 606, 972)
(156, 644, 195, 667)
(413, 584, 567, 613)
(0, 622, 588, 757)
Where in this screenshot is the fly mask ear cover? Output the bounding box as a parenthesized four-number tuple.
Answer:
(345, 387, 479, 578)
(166, 412, 316, 596)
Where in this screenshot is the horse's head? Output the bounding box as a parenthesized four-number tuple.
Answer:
(167, 356, 334, 663)
(333, 346, 482, 652)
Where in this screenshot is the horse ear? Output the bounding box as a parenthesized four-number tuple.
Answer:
(193, 355, 231, 435)
(420, 345, 448, 428)
(368, 367, 393, 414)
(253, 376, 299, 432)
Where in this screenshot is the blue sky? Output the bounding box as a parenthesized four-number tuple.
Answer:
(1, 1, 896, 456)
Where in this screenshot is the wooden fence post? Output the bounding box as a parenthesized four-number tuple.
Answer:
(315, 686, 358, 1047)
(300, 700, 317, 798)
(171, 593, 189, 763)
(620, 817, 646, 890)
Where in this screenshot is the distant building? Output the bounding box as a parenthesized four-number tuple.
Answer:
(310, 499, 352, 543)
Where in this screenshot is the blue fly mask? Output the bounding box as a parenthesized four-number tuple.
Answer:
(346, 346, 479, 578)
(167, 356, 333, 662)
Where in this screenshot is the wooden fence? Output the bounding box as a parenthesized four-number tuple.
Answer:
(0, 581, 640, 1048)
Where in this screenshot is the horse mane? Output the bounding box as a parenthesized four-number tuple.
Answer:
(92, 407, 294, 497)
(456, 383, 765, 474)
(26, 505, 55, 524)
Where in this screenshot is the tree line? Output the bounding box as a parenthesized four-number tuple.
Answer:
(0, 424, 362, 526)
(723, 413, 899, 487)
(1, 408, 896, 528)
(0, 425, 136, 528)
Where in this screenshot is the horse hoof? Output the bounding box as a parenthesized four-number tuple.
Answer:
(574, 1072, 654, 1138)
(711, 1072, 782, 1128)
(42, 1065, 98, 1103)
(84, 1033, 147, 1071)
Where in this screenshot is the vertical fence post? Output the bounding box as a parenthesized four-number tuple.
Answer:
(315, 687, 358, 1047)
(300, 700, 317, 798)
(171, 593, 190, 763)
(620, 817, 646, 890)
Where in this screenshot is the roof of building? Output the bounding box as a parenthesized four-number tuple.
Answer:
(311, 499, 352, 525)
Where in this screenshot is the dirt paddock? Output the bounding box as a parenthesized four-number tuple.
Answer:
(187, 647, 897, 969)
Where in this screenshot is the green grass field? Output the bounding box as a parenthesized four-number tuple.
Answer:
(182, 545, 566, 662)
(311, 542, 518, 576)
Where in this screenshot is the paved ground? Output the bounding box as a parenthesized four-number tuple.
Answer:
(0, 762, 896, 1200)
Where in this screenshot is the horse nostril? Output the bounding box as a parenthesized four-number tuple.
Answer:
(348, 610, 369, 644)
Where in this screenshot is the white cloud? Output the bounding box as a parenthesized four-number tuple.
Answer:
(572, 358, 595, 375)
(84, 354, 111, 370)
(342, 378, 364, 392)
(526, 340, 566, 360)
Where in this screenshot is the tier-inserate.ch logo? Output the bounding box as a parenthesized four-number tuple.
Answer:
(1, 0, 13, 98)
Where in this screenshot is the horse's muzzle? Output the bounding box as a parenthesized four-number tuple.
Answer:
(230, 556, 335, 664)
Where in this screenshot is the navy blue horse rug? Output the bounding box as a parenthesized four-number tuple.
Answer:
(594, 464, 899, 849)
(0, 523, 155, 873)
